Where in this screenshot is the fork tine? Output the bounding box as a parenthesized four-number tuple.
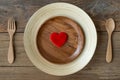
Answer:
(8, 17, 14, 30)
(8, 18, 10, 30)
(13, 18, 16, 30)
(10, 18, 12, 29)
(8, 17, 16, 32)
(11, 17, 15, 30)
(8, 18, 11, 30)
(11, 18, 14, 30)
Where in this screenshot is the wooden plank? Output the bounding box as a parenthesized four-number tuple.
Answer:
(0, 32, 120, 69)
(0, 66, 119, 80)
(0, 0, 120, 32)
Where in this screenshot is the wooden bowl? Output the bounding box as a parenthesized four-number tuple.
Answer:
(37, 16, 84, 64)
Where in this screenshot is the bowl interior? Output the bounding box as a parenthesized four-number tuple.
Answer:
(36, 16, 85, 64)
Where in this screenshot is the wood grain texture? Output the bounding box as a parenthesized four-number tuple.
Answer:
(0, 0, 120, 80)
(0, 32, 120, 79)
(0, 33, 33, 66)
(0, 0, 120, 32)
(37, 16, 84, 64)
(0, 66, 119, 80)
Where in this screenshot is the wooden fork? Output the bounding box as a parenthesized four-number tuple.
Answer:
(7, 17, 16, 64)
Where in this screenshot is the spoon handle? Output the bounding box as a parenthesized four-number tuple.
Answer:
(106, 34, 112, 63)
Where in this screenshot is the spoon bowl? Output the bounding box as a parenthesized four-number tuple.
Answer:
(105, 18, 115, 34)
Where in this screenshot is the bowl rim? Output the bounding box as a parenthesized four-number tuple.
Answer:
(24, 2, 97, 76)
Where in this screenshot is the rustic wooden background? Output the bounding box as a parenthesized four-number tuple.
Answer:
(0, 0, 120, 80)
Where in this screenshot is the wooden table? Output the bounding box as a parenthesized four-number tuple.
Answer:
(0, 0, 120, 80)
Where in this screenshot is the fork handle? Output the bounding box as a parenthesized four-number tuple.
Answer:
(8, 36, 14, 64)
(106, 34, 112, 63)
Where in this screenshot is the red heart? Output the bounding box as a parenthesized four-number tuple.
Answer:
(50, 32, 68, 47)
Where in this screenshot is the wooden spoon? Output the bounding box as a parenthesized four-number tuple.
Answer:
(105, 18, 115, 63)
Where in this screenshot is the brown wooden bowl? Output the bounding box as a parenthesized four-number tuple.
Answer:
(37, 16, 85, 64)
